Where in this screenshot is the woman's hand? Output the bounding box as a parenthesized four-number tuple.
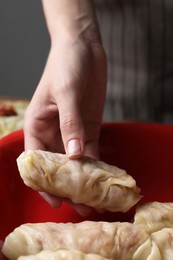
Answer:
(24, 38, 106, 158)
(24, 0, 107, 215)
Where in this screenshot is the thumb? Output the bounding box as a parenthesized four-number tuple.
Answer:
(57, 95, 85, 159)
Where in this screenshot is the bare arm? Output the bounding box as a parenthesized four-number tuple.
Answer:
(41, 0, 101, 44)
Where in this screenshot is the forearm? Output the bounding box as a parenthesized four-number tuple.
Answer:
(41, 0, 101, 44)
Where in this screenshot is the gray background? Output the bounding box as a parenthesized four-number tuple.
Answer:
(0, 0, 50, 99)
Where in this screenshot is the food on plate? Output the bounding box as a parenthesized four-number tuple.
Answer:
(17, 150, 142, 212)
(134, 201, 173, 233)
(2, 221, 149, 260)
(0, 104, 17, 116)
(17, 249, 110, 260)
(0, 98, 29, 138)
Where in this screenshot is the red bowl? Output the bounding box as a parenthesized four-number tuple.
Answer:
(1, 122, 173, 240)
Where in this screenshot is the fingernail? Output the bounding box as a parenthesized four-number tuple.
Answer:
(67, 139, 82, 158)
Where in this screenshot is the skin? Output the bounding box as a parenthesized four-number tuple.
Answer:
(24, 0, 107, 215)
(0, 241, 6, 260)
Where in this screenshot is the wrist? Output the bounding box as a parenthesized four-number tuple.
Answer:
(42, 0, 101, 45)
(51, 19, 101, 47)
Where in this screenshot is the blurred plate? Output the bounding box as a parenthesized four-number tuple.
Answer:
(1, 122, 173, 240)
(0, 97, 29, 138)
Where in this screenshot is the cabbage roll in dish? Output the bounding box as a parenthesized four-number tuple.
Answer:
(2, 221, 149, 260)
(17, 249, 110, 260)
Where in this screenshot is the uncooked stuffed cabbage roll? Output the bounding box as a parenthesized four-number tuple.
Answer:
(17, 249, 110, 260)
(2, 221, 149, 260)
(134, 202, 173, 233)
(17, 150, 142, 212)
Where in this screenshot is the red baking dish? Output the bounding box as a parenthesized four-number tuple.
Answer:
(1, 122, 173, 241)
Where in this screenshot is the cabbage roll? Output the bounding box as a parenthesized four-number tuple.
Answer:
(17, 150, 142, 212)
(17, 249, 110, 260)
(134, 202, 173, 233)
(2, 221, 149, 260)
(150, 228, 173, 259)
(132, 238, 162, 260)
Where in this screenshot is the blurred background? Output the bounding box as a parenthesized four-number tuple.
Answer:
(1, 0, 173, 123)
(0, 0, 49, 98)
